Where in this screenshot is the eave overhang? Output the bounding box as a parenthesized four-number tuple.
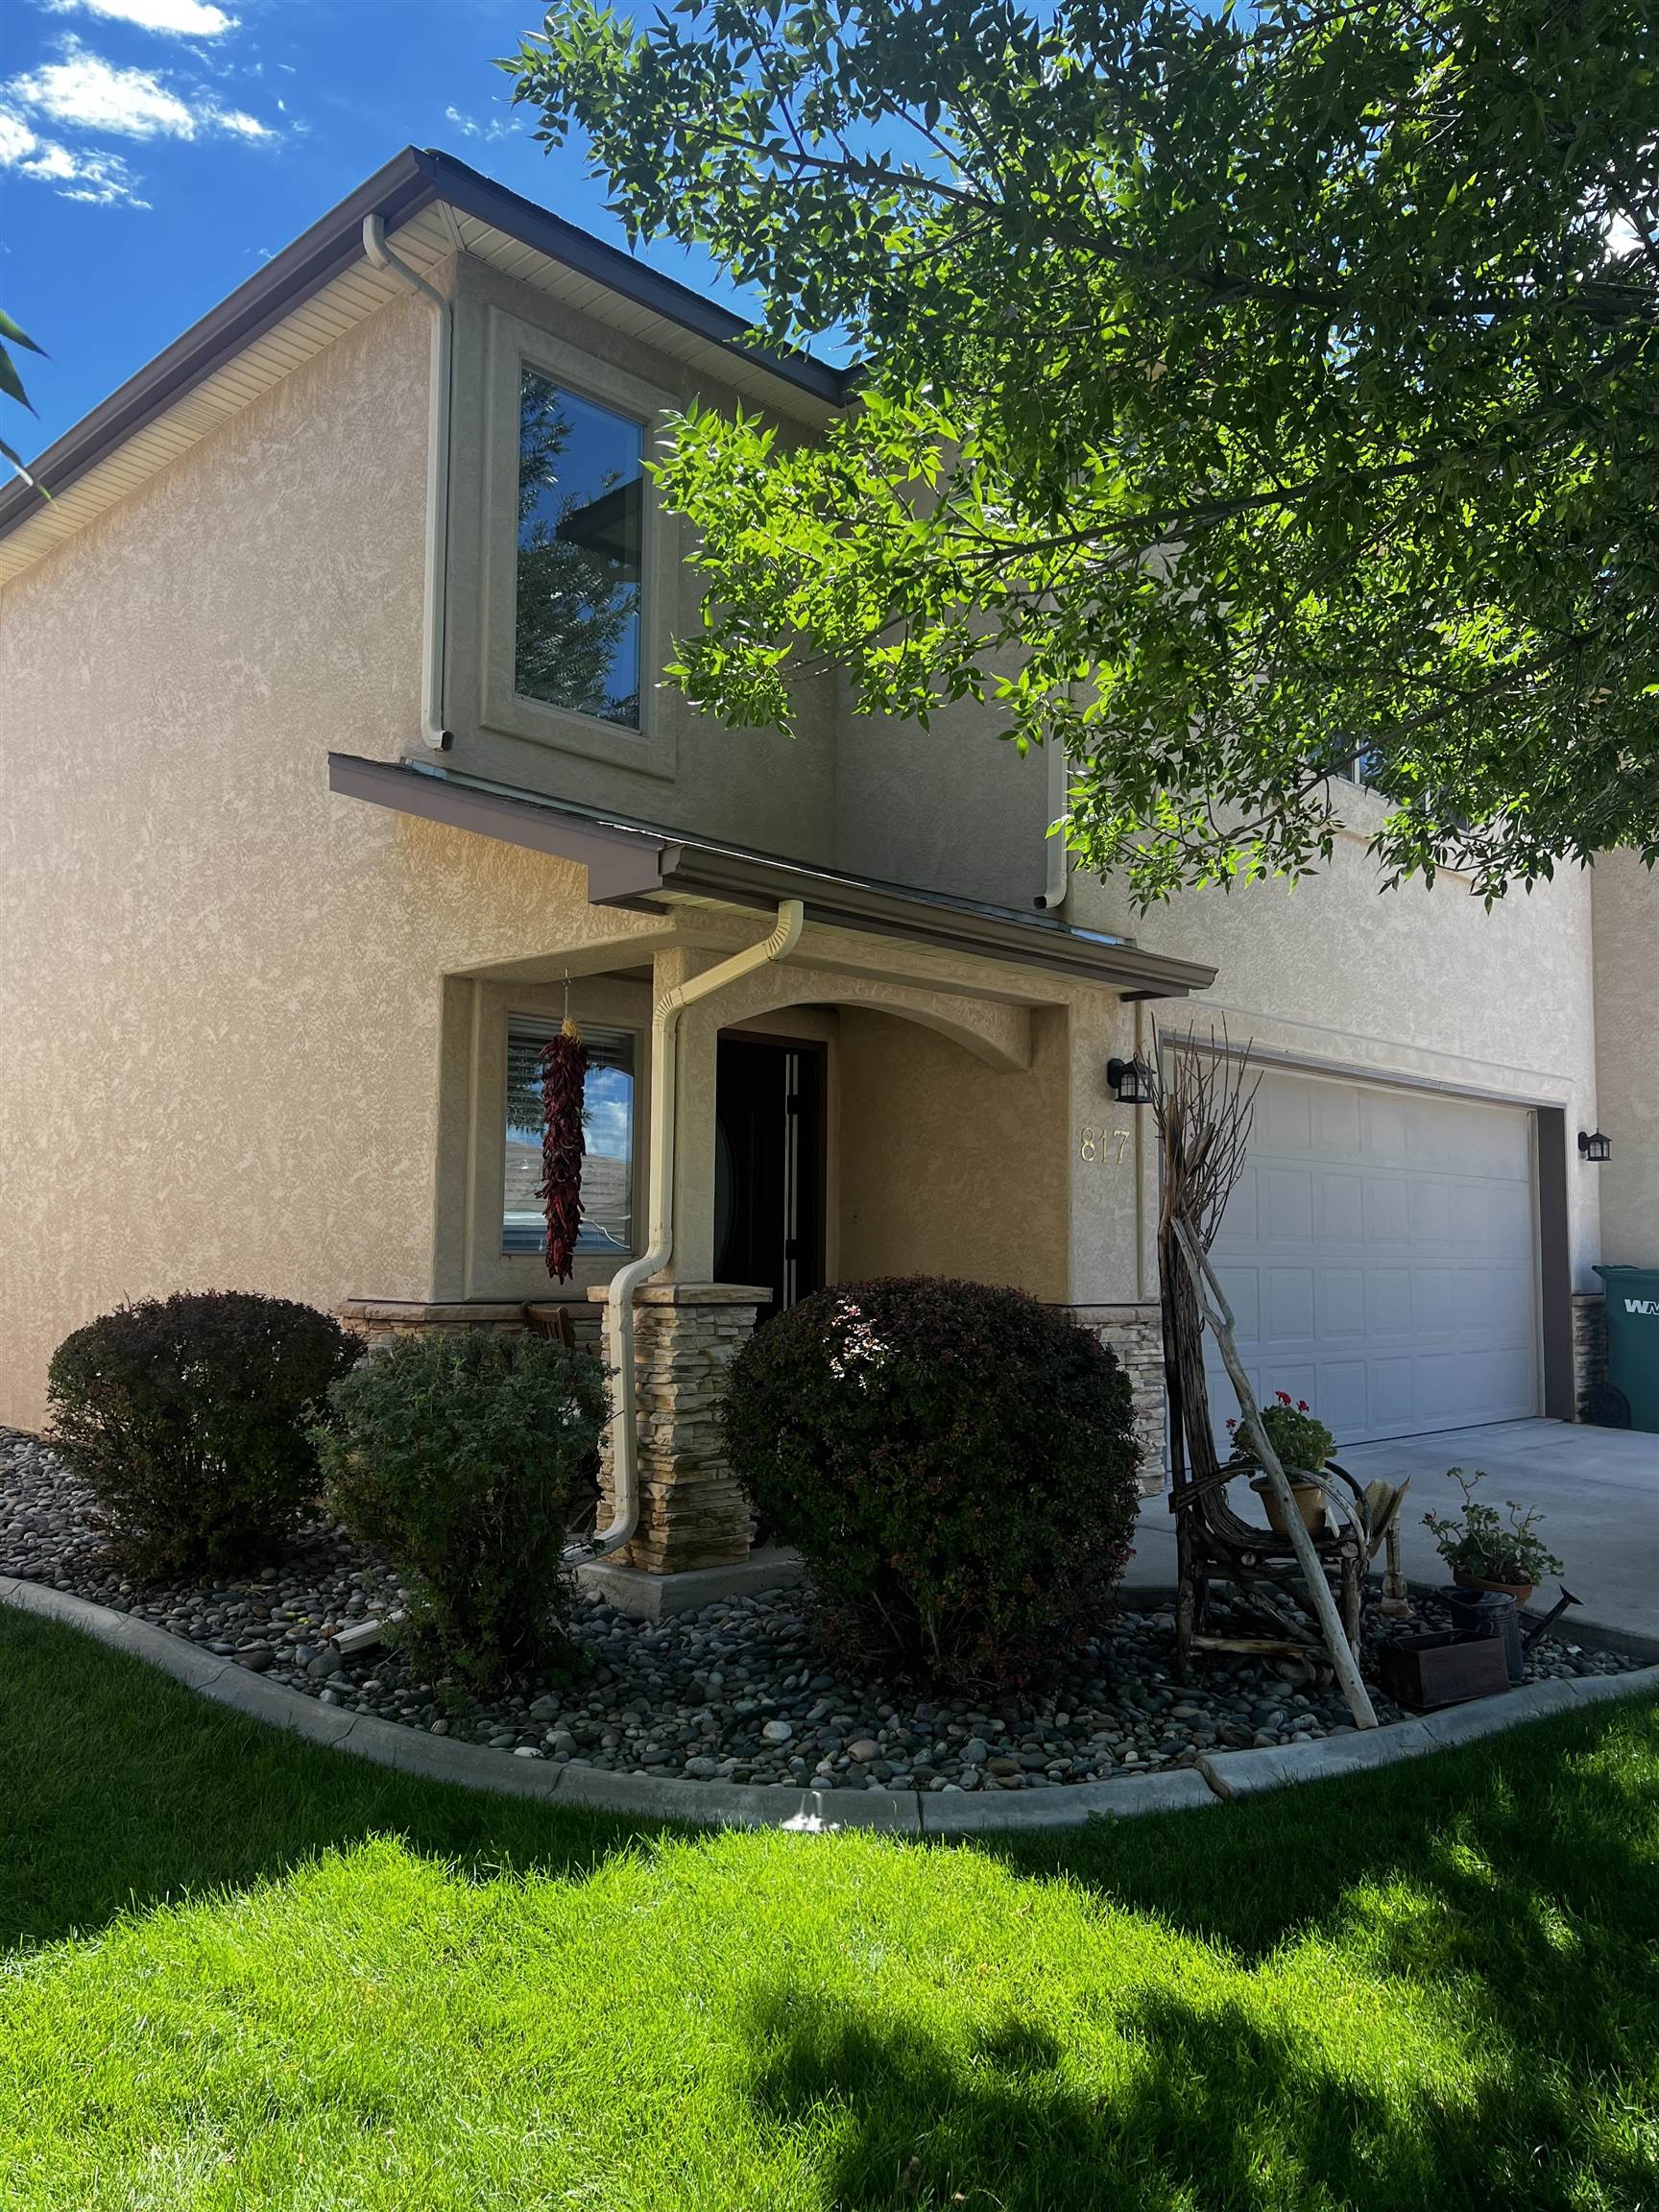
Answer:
(0, 147, 849, 580)
(326, 753, 1216, 1001)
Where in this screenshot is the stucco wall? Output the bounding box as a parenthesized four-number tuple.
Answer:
(836, 1003, 1070, 1300)
(834, 692, 1054, 910)
(1591, 850, 1659, 1266)
(0, 294, 661, 1431)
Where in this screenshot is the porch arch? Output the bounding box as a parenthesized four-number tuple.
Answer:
(685, 955, 1036, 1073)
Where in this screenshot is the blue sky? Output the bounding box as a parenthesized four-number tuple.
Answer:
(0, 0, 754, 459)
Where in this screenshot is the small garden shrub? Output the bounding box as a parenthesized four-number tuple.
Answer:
(47, 1291, 362, 1575)
(721, 1276, 1141, 1689)
(316, 1330, 606, 1689)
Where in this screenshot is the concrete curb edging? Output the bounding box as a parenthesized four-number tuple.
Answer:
(6, 1573, 1656, 1835)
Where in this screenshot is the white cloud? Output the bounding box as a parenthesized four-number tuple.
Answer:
(6, 37, 272, 141)
(445, 103, 516, 145)
(47, 0, 238, 36)
(0, 101, 148, 204)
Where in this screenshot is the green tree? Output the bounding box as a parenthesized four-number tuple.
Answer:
(509, 0, 1659, 903)
(0, 310, 47, 491)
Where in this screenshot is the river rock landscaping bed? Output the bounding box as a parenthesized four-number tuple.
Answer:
(3, 1427, 1643, 1793)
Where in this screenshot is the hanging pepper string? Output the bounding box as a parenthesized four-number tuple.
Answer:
(538, 1013, 588, 1282)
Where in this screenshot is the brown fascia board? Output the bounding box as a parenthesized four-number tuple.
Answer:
(326, 754, 1216, 1000)
(0, 147, 849, 544)
(657, 845, 1215, 997)
(326, 751, 675, 902)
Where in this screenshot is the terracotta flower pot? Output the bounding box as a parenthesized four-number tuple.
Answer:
(1249, 1472, 1327, 1539)
(1452, 1565, 1534, 1609)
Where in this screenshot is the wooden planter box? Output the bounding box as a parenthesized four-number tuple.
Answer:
(1379, 1629, 1512, 1712)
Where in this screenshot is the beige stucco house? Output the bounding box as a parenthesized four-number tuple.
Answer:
(2, 149, 1652, 1594)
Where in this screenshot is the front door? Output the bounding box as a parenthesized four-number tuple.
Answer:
(713, 1035, 825, 1320)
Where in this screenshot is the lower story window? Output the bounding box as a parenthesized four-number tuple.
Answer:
(502, 1021, 636, 1258)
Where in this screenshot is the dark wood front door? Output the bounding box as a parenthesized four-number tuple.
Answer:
(713, 1036, 825, 1321)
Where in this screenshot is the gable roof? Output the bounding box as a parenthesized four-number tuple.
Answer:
(0, 146, 849, 589)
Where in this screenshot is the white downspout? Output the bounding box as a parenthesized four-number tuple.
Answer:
(582, 900, 806, 1562)
(1036, 730, 1070, 911)
(362, 213, 454, 751)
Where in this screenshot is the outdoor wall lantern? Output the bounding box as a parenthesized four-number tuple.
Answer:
(1578, 1129, 1612, 1163)
(1107, 1055, 1152, 1106)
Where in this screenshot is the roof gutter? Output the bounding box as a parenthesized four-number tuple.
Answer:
(325, 753, 1217, 999)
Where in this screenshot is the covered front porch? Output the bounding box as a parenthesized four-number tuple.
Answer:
(330, 753, 1214, 1589)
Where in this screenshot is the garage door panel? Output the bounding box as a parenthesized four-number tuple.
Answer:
(1367, 1357, 1416, 1426)
(1318, 1269, 1366, 1337)
(1214, 1265, 1259, 1337)
(1314, 1171, 1365, 1243)
(1414, 1351, 1470, 1421)
(1261, 1168, 1312, 1242)
(1313, 1085, 1362, 1153)
(1409, 1180, 1454, 1243)
(1263, 1269, 1315, 1341)
(1411, 1267, 1455, 1333)
(1203, 1070, 1538, 1447)
(1313, 1359, 1370, 1433)
(1448, 1182, 1494, 1246)
(1261, 1082, 1313, 1150)
(1367, 1268, 1412, 1336)
(1362, 1092, 1410, 1163)
(1364, 1176, 1410, 1244)
(1215, 1165, 1257, 1245)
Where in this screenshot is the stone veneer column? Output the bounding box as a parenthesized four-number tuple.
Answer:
(1066, 1302, 1168, 1496)
(1572, 1292, 1608, 1421)
(589, 1282, 769, 1574)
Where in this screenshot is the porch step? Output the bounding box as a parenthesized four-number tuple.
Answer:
(574, 1543, 805, 1623)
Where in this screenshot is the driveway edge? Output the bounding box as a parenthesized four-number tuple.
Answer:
(6, 1574, 1656, 1833)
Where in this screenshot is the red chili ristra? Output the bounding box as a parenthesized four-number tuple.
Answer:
(537, 1019, 588, 1282)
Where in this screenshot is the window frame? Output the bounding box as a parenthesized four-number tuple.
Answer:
(458, 974, 653, 1303)
(500, 1015, 639, 1263)
(480, 306, 679, 781)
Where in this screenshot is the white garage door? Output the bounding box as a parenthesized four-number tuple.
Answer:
(1204, 1070, 1540, 1447)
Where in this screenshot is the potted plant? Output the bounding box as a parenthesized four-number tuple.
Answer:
(1227, 1393, 1337, 1538)
(1423, 1468, 1563, 1607)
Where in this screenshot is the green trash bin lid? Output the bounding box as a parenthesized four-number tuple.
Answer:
(1594, 1266, 1659, 1433)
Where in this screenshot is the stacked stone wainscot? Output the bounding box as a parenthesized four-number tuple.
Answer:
(589, 1282, 770, 1575)
(1572, 1292, 1608, 1423)
(1067, 1303, 1168, 1497)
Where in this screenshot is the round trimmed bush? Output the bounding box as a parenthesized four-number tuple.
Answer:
(47, 1291, 362, 1575)
(315, 1329, 606, 1689)
(721, 1276, 1142, 1689)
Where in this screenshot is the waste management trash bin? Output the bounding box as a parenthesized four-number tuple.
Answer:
(1593, 1265, 1659, 1433)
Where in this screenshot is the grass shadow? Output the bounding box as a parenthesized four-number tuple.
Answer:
(742, 1974, 1651, 2211)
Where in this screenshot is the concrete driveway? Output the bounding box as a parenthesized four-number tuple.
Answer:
(1130, 1419, 1659, 1644)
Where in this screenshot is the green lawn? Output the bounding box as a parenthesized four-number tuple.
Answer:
(2, 1608, 1655, 2212)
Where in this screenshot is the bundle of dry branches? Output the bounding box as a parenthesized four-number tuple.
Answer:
(1145, 1022, 1261, 1487)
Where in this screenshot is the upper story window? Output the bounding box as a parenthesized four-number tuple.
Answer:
(502, 1020, 637, 1258)
(515, 371, 644, 729)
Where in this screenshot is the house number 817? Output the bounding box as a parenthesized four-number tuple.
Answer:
(1079, 1126, 1132, 1166)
